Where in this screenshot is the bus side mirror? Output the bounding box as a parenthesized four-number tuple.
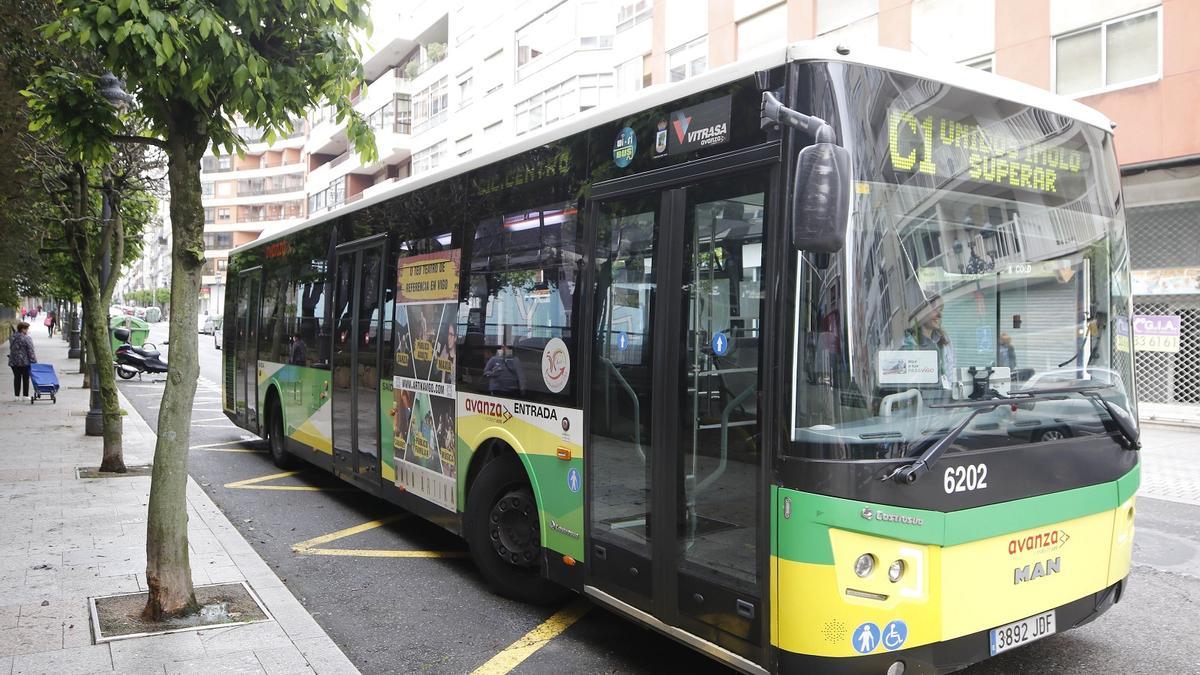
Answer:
(792, 142, 851, 254)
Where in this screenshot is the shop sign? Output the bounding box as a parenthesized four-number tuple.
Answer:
(1133, 314, 1181, 353)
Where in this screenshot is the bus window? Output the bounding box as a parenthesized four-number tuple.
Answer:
(283, 262, 328, 369)
(462, 202, 580, 402)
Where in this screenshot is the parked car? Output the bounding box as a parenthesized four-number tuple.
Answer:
(199, 314, 215, 335)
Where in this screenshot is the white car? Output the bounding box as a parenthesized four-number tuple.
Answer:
(213, 318, 223, 350)
(199, 315, 215, 335)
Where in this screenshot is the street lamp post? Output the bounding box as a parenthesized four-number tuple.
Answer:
(86, 72, 132, 437)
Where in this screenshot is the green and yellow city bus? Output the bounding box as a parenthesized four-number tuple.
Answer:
(223, 42, 1139, 674)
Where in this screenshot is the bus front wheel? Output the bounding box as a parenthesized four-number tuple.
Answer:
(266, 398, 295, 469)
(466, 455, 568, 605)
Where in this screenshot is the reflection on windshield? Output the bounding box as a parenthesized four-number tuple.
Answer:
(789, 64, 1136, 461)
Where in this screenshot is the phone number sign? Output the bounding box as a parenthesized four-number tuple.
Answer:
(1133, 314, 1181, 353)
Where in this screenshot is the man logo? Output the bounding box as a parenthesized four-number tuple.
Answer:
(1014, 557, 1061, 584)
(672, 112, 692, 143)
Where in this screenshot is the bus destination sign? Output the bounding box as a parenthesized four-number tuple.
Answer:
(887, 108, 1083, 195)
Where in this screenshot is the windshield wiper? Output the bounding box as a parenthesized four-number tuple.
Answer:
(1010, 383, 1141, 450)
(883, 385, 1138, 486)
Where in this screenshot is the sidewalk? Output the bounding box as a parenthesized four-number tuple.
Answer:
(0, 331, 357, 674)
(1139, 401, 1200, 429)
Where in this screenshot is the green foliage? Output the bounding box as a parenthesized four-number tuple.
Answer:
(125, 287, 169, 306)
(33, 0, 377, 161)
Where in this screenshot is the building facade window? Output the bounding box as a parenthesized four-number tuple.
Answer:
(367, 95, 411, 134)
(514, 73, 613, 135)
(201, 182, 214, 197)
(516, 1, 573, 71)
(1054, 7, 1160, 96)
(482, 120, 503, 142)
(815, 0, 875, 35)
(457, 69, 473, 109)
(483, 50, 504, 95)
(203, 232, 235, 250)
(456, 134, 473, 158)
(616, 56, 645, 96)
(217, 208, 231, 222)
(736, 4, 785, 59)
(962, 54, 995, 72)
(668, 37, 707, 82)
(412, 141, 447, 175)
(413, 77, 449, 134)
(617, 0, 652, 32)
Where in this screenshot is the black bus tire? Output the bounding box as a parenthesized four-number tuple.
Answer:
(466, 455, 568, 605)
(267, 398, 295, 469)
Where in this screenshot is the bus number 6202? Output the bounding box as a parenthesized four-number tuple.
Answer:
(944, 464, 988, 494)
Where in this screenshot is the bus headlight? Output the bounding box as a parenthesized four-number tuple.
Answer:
(854, 553, 875, 578)
(888, 559, 906, 583)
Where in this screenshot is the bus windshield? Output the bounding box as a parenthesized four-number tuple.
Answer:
(790, 66, 1135, 460)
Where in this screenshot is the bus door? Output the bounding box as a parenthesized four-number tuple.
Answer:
(235, 268, 262, 433)
(330, 237, 386, 489)
(587, 166, 771, 664)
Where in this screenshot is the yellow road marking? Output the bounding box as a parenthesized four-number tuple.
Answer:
(223, 470, 354, 492)
(469, 598, 591, 674)
(200, 447, 268, 453)
(291, 514, 467, 559)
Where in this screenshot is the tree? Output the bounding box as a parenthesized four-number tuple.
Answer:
(32, 0, 376, 620)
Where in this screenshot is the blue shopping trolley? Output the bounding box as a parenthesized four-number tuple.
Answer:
(29, 363, 59, 404)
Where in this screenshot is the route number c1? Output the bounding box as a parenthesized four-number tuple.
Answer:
(944, 464, 988, 494)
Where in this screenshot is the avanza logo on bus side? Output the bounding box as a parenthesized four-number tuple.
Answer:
(464, 398, 512, 423)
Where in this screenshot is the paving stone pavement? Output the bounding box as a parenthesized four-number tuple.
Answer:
(0, 330, 357, 675)
(1139, 423, 1200, 506)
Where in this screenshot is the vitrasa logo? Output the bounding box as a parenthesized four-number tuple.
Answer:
(1008, 530, 1069, 555)
(464, 398, 512, 423)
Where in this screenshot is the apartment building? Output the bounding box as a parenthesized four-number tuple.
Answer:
(198, 123, 307, 314)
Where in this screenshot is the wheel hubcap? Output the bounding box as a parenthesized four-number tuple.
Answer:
(489, 490, 539, 568)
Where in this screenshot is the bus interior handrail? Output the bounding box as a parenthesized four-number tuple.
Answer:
(696, 384, 756, 495)
(600, 356, 644, 463)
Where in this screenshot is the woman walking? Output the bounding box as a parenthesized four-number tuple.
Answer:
(8, 322, 36, 400)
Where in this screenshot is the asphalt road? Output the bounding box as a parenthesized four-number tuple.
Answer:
(118, 323, 1200, 674)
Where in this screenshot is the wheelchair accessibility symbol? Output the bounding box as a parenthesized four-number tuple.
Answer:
(881, 619, 907, 651)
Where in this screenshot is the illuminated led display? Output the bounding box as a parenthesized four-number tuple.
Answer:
(887, 109, 1083, 194)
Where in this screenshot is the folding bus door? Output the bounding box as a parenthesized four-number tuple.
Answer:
(330, 237, 385, 488)
(587, 166, 772, 668)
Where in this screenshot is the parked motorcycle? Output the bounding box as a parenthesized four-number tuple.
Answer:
(113, 327, 169, 380)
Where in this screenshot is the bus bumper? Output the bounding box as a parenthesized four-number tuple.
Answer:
(776, 578, 1125, 674)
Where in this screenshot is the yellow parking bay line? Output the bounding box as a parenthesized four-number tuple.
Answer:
(291, 514, 468, 558)
(470, 598, 591, 674)
(224, 470, 354, 491)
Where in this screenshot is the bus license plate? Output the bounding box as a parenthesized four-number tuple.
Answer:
(989, 610, 1055, 655)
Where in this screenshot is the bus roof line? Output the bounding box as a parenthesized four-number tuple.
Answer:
(787, 42, 1114, 133)
(233, 41, 1112, 256)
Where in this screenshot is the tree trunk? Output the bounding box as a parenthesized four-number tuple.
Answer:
(143, 131, 204, 621)
(81, 289, 125, 473)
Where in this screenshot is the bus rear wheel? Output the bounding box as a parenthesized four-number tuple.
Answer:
(466, 455, 568, 605)
(266, 399, 294, 469)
